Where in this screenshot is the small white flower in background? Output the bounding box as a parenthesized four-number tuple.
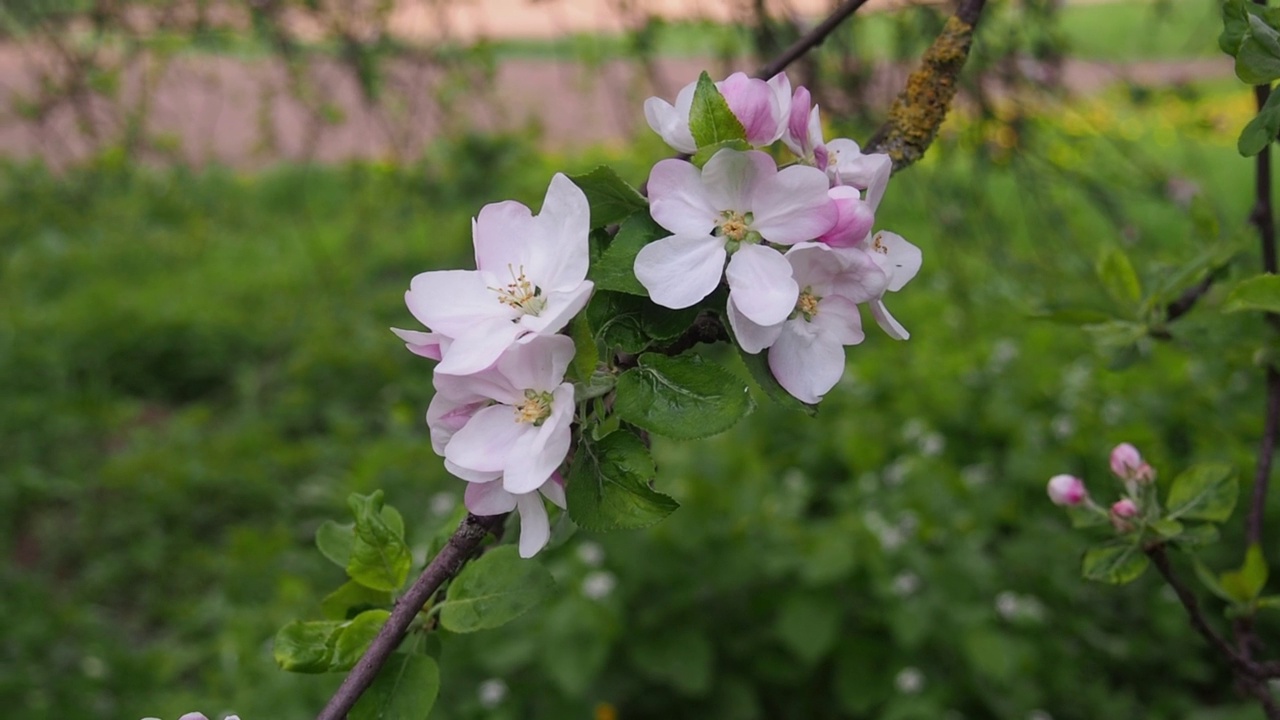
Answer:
(644, 72, 792, 153)
(894, 667, 925, 694)
(576, 541, 606, 567)
(464, 474, 566, 559)
(402, 173, 593, 376)
(891, 571, 921, 597)
(995, 591, 1020, 620)
(582, 571, 618, 600)
(429, 491, 456, 517)
(1027, 710, 1054, 720)
(477, 678, 508, 709)
(635, 149, 837, 325)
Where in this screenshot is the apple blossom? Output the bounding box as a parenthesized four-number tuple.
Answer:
(404, 173, 593, 376)
(1047, 474, 1087, 507)
(635, 149, 837, 326)
(817, 186, 876, 248)
(1110, 497, 1139, 532)
(141, 714, 240, 720)
(782, 86, 829, 169)
(430, 335, 575, 494)
(857, 230, 922, 340)
(728, 242, 887, 403)
(1110, 442, 1154, 484)
(644, 72, 792, 153)
(465, 474, 566, 558)
(826, 138, 893, 210)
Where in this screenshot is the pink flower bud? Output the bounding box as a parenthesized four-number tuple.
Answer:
(1047, 474, 1087, 506)
(1109, 443, 1144, 480)
(1110, 498, 1138, 518)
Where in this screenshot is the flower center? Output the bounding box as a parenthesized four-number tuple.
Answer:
(491, 264, 546, 316)
(871, 232, 889, 255)
(716, 211, 753, 244)
(795, 287, 820, 322)
(514, 389, 554, 426)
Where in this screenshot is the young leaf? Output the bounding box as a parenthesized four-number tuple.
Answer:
(330, 609, 391, 672)
(1240, 89, 1280, 157)
(568, 165, 648, 229)
(1081, 539, 1149, 585)
(590, 211, 664, 296)
(1096, 245, 1142, 308)
(1220, 543, 1269, 604)
(569, 312, 599, 382)
(614, 353, 754, 439)
(321, 580, 393, 621)
(1237, 13, 1280, 84)
(688, 71, 747, 149)
(1165, 463, 1238, 523)
(1193, 556, 1239, 604)
(347, 491, 413, 592)
(438, 545, 556, 633)
(350, 653, 440, 720)
(316, 520, 356, 569)
(273, 620, 343, 673)
(566, 429, 678, 531)
(1224, 274, 1280, 314)
(1172, 523, 1221, 549)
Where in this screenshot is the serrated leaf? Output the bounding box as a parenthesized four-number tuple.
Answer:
(688, 71, 747, 149)
(321, 580, 393, 621)
(316, 520, 355, 568)
(273, 620, 343, 673)
(438, 545, 556, 633)
(330, 609, 391, 672)
(737, 344, 817, 416)
(347, 491, 413, 592)
(1165, 463, 1238, 522)
(1238, 13, 1280, 84)
(566, 429, 678, 531)
(568, 165, 648, 229)
(1096, 245, 1142, 307)
(590, 211, 664, 296)
(615, 353, 754, 439)
(350, 653, 440, 720)
(1082, 540, 1150, 585)
(1225, 274, 1280, 314)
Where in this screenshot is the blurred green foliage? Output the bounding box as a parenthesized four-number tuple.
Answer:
(2, 80, 1279, 720)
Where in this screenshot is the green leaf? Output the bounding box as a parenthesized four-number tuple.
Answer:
(1194, 556, 1239, 604)
(273, 620, 343, 673)
(569, 312, 599, 382)
(1096, 245, 1142, 307)
(774, 594, 842, 665)
(1082, 540, 1150, 584)
(1173, 523, 1221, 548)
(573, 368, 617, 403)
(347, 491, 413, 592)
(1150, 237, 1238, 310)
(438, 545, 556, 633)
(614, 353, 754, 439)
(1220, 544, 1269, 603)
(1225, 274, 1280, 314)
(1237, 13, 1280, 84)
(350, 653, 440, 720)
(629, 627, 715, 696)
(1240, 88, 1280, 156)
(1066, 505, 1109, 529)
(1030, 308, 1115, 326)
(1150, 519, 1184, 538)
(321, 580, 393, 621)
(568, 165, 648, 229)
(316, 520, 355, 569)
(587, 291, 702, 355)
(590, 211, 664, 296)
(691, 138, 752, 168)
(566, 429, 678, 532)
(1165, 463, 1238, 522)
(688, 71, 747, 149)
(330, 609, 391, 672)
(1257, 595, 1280, 610)
(737, 345, 818, 416)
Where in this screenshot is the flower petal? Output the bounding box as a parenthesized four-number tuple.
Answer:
(828, 246, 890, 303)
(465, 480, 518, 515)
(648, 159, 719, 235)
(643, 82, 698, 154)
(702, 149, 775, 213)
(518, 281, 593, 337)
(870, 231, 922, 292)
(445, 460, 503, 484)
(406, 270, 515, 337)
(434, 319, 526, 376)
(445, 404, 525, 474)
(725, 243, 798, 327)
(540, 473, 567, 509)
(726, 295, 783, 354)
(526, 173, 591, 289)
(497, 335, 575, 393)
(390, 327, 449, 360)
(634, 233, 727, 309)
(818, 185, 875, 248)
(503, 384, 573, 494)
(750, 165, 838, 244)
(719, 73, 784, 146)
(768, 322, 847, 404)
(516, 492, 551, 558)
(870, 299, 910, 340)
(473, 199, 535, 273)
(811, 294, 865, 346)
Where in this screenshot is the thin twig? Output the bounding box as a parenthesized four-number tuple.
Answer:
(753, 0, 874, 80)
(316, 513, 506, 720)
(1248, 76, 1279, 547)
(1147, 545, 1258, 677)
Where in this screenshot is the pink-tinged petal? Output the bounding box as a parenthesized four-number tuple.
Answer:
(869, 231, 922, 291)
(426, 389, 487, 455)
(527, 173, 591, 288)
(497, 335, 575, 393)
(444, 459, 503, 484)
(818, 185, 875, 248)
(390, 327, 449, 360)
(445, 404, 525, 474)
(719, 73, 783, 146)
(406, 270, 516, 337)
(648, 159, 720, 235)
(811, 295, 865, 346)
(766, 72, 793, 133)
(473, 200, 535, 272)
(503, 384, 573, 494)
(643, 84, 698, 154)
(540, 473, 567, 509)
(870, 299, 910, 340)
(179, 714, 211, 720)
(847, 153, 893, 210)
(783, 242, 843, 294)
(433, 362, 522, 405)
(518, 281, 593, 337)
(726, 244, 798, 326)
(750, 165, 838, 244)
(825, 137, 861, 185)
(702, 149, 775, 213)
(465, 480, 518, 515)
(768, 322, 847, 404)
(515, 493, 551, 558)
(783, 85, 813, 158)
(634, 233, 726, 309)
(726, 295, 783, 354)
(828, 246, 890, 303)
(434, 319, 526, 377)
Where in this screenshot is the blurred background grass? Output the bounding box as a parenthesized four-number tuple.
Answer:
(2, 0, 1277, 718)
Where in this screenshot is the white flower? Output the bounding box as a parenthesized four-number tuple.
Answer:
(856, 230, 922, 340)
(635, 149, 836, 326)
(430, 335, 575, 494)
(826, 138, 893, 210)
(644, 72, 792, 153)
(465, 475, 566, 558)
(404, 173, 593, 376)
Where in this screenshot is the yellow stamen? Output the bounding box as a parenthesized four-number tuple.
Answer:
(514, 389, 554, 426)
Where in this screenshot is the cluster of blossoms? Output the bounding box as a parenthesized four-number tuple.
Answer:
(396, 70, 923, 557)
(641, 73, 920, 403)
(142, 713, 239, 720)
(1047, 443, 1156, 531)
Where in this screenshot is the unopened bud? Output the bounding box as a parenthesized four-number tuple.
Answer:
(1109, 443, 1145, 481)
(1110, 498, 1139, 532)
(1047, 474, 1087, 507)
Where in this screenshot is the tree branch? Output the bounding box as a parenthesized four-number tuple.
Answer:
(1248, 77, 1279, 548)
(753, 0, 873, 80)
(316, 513, 507, 720)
